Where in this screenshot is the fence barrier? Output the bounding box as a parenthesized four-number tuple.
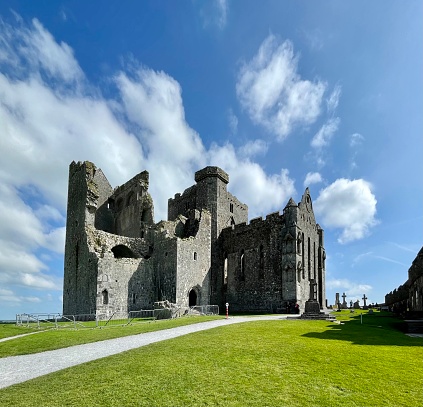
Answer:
(15, 305, 219, 330)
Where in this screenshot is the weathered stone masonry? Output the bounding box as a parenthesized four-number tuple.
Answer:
(63, 161, 326, 316)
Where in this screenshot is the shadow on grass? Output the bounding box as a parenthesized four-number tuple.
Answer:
(302, 313, 423, 346)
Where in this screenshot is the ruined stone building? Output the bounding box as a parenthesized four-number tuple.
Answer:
(63, 161, 326, 316)
(385, 247, 423, 313)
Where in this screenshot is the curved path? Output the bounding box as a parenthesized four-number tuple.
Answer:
(0, 315, 290, 389)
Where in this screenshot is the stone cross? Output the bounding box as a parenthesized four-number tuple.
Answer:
(362, 294, 368, 307)
(342, 292, 347, 305)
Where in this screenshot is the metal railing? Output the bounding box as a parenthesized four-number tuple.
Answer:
(16, 305, 220, 330)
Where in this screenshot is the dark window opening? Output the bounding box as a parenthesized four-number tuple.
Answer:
(224, 253, 228, 284)
(189, 289, 197, 307)
(230, 203, 234, 213)
(193, 252, 197, 260)
(102, 290, 109, 305)
(111, 245, 137, 258)
(240, 249, 245, 281)
(132, 293, 136, 304)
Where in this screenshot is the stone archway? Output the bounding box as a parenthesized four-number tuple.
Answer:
(189, 289, 197, 307)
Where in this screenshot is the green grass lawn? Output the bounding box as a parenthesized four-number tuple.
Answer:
(0, 311, 422, 406)
(0, 316, 221, 358)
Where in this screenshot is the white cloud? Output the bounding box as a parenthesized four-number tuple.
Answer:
(200, 0, 229, 30)
(238, 139, 268, 159)
(350, 132, 364, 147)
(236, 35, 326, 140)
(311, 117, 340, 149)
(326, 85, 341, 113)
(228, 109, 238, 135)
(216, 0, 228, 29)
(314, 178, 378, 243)
(0, 18, 83, 83)
(304, 172, 322, 187)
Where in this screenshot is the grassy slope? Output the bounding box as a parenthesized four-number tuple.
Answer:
(0, 311, 422, 407)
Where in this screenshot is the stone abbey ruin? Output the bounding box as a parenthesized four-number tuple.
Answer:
(385, 246, 423, 314)
(63, 161, 326, 316)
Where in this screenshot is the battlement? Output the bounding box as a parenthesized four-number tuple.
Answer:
(194, 166, 229, 184)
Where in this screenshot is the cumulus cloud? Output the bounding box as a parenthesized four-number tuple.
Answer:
(304, 172, 322, 187)
(238, 139, 268, 159)
(314, 178, 378, 243)
(236, 35, 326, 140)
(311, 117, 340, 149)
(0, 16, 296, 307)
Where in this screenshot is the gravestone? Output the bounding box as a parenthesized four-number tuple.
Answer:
(341, 292, 348, 309)
(362, 294, 368, 310)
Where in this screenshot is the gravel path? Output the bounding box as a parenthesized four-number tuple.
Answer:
(0, 315, 288, 389)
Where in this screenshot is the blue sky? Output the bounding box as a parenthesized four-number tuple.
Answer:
(0, 1, 421, 320)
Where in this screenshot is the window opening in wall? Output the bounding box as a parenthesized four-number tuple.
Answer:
(240, 249, 245, 281)
(111, 245, 137, 258)
(193, 252, 197, 260)
(102, 290, 109, 305)
(189, 289, 197, 306)
(230, 203, 234, 213)
(230, 217, 235, 226)
(224, 253, 228, 284)
(107, 198, 114, 210)
(297, 232, 302, 254)
(132, 293, 136, 304)
(308, 237, 311, 279)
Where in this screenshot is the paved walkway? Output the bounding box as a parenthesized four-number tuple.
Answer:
(0, 315, 288, 389)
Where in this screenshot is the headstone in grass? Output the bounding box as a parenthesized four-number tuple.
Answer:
(353, 300, 360, 309)
(362, 294, 369, 310)
(341, 292, 348, 309)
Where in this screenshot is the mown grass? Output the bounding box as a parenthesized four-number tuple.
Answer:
(0, 311, 422, 406)
(0, 316, 221, 358)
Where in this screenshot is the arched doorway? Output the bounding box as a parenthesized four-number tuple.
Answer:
(189, 289, 197, 307)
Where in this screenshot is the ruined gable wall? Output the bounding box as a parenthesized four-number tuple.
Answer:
(110, 171, 154, 238)
(93, 168, 114, 233)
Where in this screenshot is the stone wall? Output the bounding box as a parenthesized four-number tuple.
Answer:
(385, 246, 423, 312)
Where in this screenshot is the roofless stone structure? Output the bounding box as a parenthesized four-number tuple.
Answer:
(63, 161, 326, 315)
